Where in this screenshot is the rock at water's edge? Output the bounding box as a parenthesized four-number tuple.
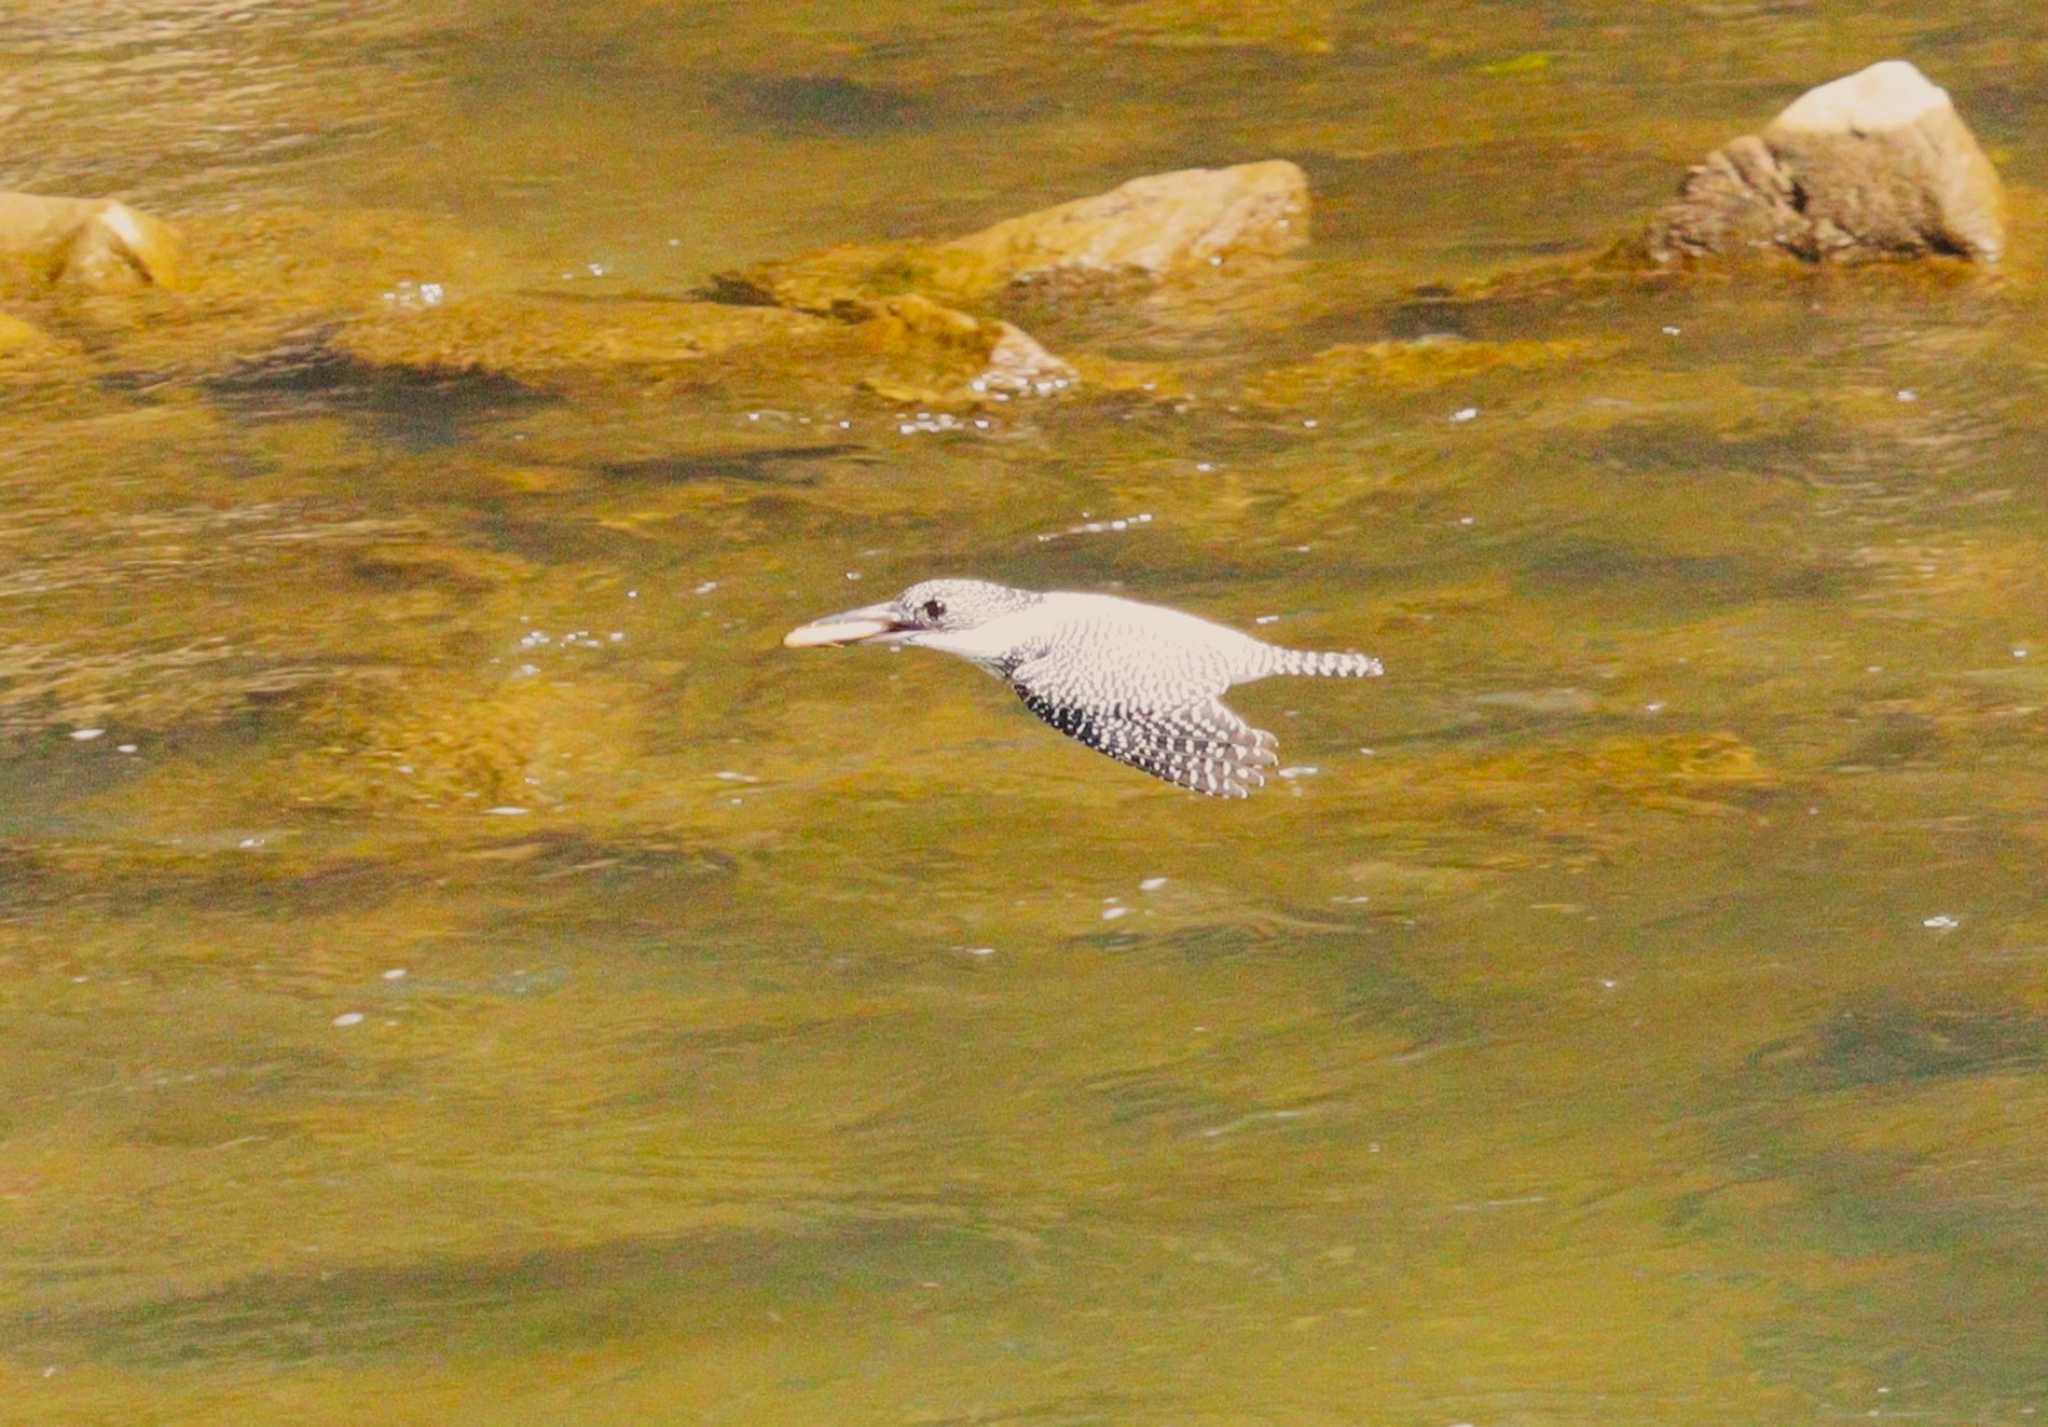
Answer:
(1643, 60, 2004, 265)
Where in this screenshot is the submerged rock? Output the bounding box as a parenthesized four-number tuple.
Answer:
(0, 311, 50, 356)
(287, 669, 644, 815)
(1642, 60, 2004, 265)
(1246, 334, 1613, 405)
(0, 191, 182, 290)
(334, 294, 830, 379)
(852, 295, 1078, 403)
(715, 160, 1311, 312)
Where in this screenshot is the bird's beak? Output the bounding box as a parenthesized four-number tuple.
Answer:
(781, 601, 912, 649)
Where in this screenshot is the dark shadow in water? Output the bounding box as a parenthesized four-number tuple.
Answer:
(715, 74, 931, 137)
(1514, 537, 1844, 606)
(1576, 419, 1827, 478)
(14, 1218, 1005, 1369)
(204, 341, 554, 450)
(597, 443, 869, 485)
(1749, 1000, 2048, 1092)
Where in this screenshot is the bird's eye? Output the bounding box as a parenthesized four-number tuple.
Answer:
(921, 598, 947, 622)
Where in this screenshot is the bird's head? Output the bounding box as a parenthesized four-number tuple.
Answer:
(783, 578, 1041, 650)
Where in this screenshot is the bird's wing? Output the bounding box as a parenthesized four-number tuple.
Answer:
(1008, 656, 1280, 798)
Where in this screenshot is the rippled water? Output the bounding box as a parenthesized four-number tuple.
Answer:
(3, 2, 2048, 1423)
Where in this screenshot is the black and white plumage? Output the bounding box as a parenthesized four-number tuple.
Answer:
(783, 578, 1382, 797)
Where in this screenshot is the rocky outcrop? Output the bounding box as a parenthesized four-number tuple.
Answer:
(1643, 61, 2004, 265)
(715, 160, 1311, 312)
(0, 192, 182, 289)
(700, 161, 1312, 404)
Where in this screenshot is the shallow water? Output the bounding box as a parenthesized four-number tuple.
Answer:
(3, 2, 2048, 1423)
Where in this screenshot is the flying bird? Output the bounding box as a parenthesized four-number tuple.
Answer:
(783, 578, 1382, 797)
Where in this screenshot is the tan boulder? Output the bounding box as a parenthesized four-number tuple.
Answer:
(1644, 60, 2004, 264)
(716, 160, 1311, 312)
(0, 192, 182, 289)
(947, 159, 1310, 286)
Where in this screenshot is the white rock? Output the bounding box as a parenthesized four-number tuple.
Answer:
(1771, 59, 1950, 133)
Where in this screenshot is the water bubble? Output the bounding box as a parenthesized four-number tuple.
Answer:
(485, 806, 530, 816)
(1450, 407, 1479, 423)
(1923, 914, 1959, 930)
(69, 727, 105, 741)
(332, 1012, 365, 1027)
(1139, 877, 1168, 892)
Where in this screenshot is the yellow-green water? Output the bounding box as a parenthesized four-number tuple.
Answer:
(3, 2, 2048, 1423)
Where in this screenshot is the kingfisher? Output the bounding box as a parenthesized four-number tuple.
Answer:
(784, 579, 1382, 797)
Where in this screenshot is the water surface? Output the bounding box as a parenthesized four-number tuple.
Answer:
(3, 2, 2048, 1423)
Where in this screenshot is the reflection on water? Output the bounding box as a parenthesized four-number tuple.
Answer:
(3, 1, 2048, 1423)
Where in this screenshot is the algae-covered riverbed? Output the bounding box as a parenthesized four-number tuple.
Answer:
(3, 3, 2048, 1423)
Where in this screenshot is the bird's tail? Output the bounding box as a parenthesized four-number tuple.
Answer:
(1266, 647, 1384, 679)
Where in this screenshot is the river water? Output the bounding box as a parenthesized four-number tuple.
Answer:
(2, 3, 2047, 1423)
